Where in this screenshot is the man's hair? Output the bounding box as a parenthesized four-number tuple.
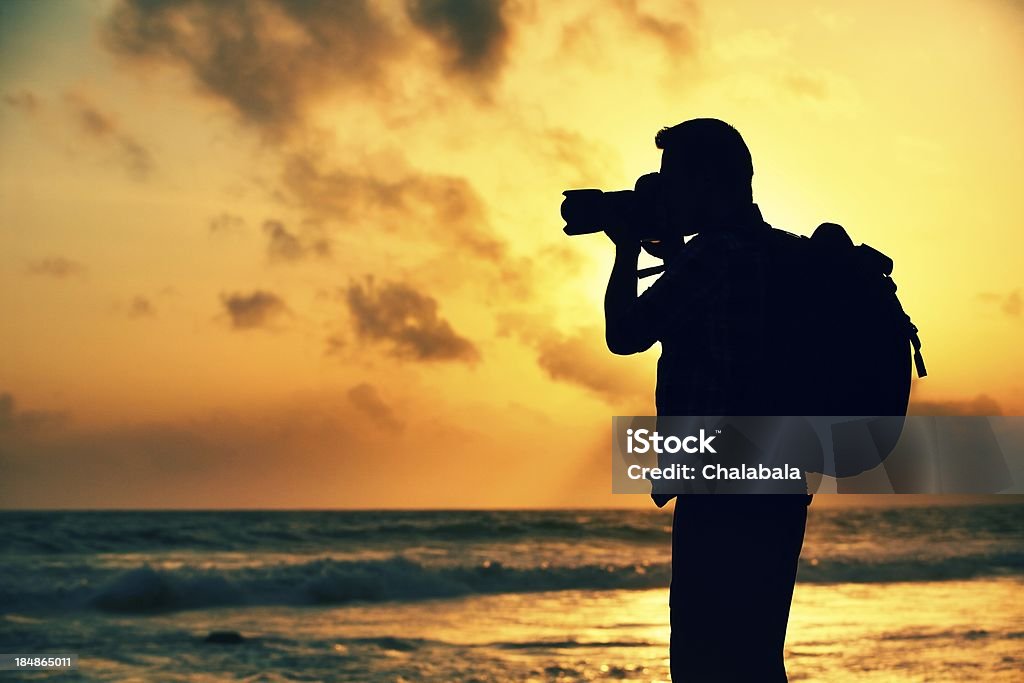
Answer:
(655, 118, 753, 199)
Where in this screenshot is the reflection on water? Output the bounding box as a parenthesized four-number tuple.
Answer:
(4, 581, 1022, 681)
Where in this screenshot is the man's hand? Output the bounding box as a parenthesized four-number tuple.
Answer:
(605, 228, 683, 264)
(604, 224, 642, 251)
(642, 237, 686, 262)
(604, 231, 659, 355)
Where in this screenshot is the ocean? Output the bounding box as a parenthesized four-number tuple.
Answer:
(1, 505, 1022, 681)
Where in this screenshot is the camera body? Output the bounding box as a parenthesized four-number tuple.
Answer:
(561, 172, 669, 240)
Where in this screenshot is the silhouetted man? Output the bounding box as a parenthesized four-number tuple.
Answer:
(604, 118, 810, 681)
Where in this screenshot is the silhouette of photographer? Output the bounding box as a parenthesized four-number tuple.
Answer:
(562, 116, 923, 680)
(601, 119, 811, 681)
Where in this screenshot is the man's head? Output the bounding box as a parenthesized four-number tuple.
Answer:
(655, 118, 753, 235)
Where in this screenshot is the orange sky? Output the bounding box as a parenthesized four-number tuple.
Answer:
(1, 0, 1022, 508)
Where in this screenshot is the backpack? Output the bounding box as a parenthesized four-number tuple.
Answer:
(763, 222, 926, 476)
(640, 220, 926, 484)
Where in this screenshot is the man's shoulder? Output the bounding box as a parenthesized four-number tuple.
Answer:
(763, 225, 807, 246)
(756, 226, 812, 262)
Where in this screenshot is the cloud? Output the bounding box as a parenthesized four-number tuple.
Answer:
(102, 0, 513, 140)
(345, 278, 480, 362)
(3, 89, 41, 114)
(127, 296, 155, 318)
(540, 127, 620, 187)
(0, 393, 69, 436)
(103, 0, 400, 138)
(208, 213, 245, 235)
(67, 94, 115, 137)
(0, 394, 371, 508)
(909, 394, 1003, 416)
(282, 154, 504, 260)
(263, 219, 331, 263)
(1, 390, 536, 508)
(473, 241, 589, 304)
(325, 333, 346, 357)
(614, 0, 699, 53)
(406, 0, 509, 77)
(533, 326, 649, 402)
(220, 290, 289, 330)
(348, 382, 404, 431)
(101, 2, 511, 278)
(64, 91, 154, 179)
(1007, 291, 1022, 316)
(785, 72, 828, 100)
(561, 0, 699, 63)
(978, 289, 1021, 317)
(498, 316, 649, 404)
(27, 257, 87, 279)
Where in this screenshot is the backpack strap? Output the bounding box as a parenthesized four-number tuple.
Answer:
(813, 223, 928, 379)
(637, 264, 666, 279)
(910, 323, 927, 378)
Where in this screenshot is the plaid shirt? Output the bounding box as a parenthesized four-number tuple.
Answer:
(635, 205, 785, 416)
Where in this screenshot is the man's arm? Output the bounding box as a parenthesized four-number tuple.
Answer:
(604, 240, 660, 355)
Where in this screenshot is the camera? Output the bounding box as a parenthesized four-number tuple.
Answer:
(560, 172, 667, 240)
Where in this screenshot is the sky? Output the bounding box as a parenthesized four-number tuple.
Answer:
(1, 0, 1022, 508)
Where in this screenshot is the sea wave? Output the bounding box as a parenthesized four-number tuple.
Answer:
(2, 551, 1022, 614)
(3, 506, 1021, 557)
(83, 558, 669, 612)
(0, 511, 673, 554)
